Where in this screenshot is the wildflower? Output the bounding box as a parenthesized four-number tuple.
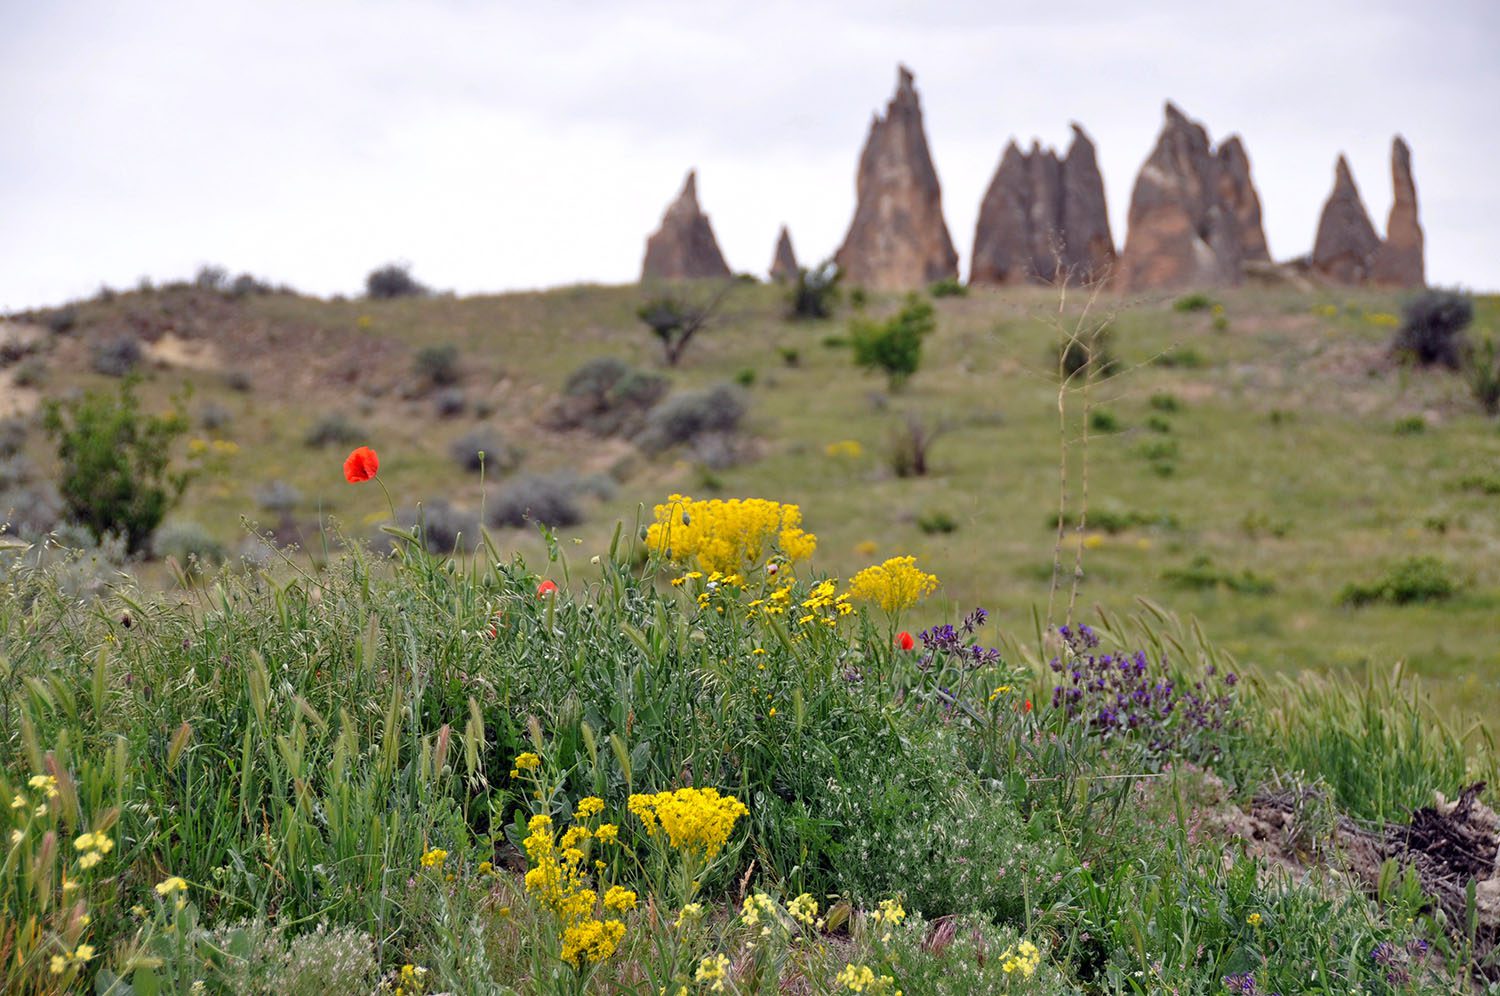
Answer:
(9, 794, 24, 809)
(477, 860, 495, 876)
(575, 796, 605, 819)
(1000, 939, 1041, 977)
(8, 829, 21, 845)
(419, 847, 448, 869)
(895, 631, 915, 651)
(28, 774, 59, 798)
(849, 557, 938, 613)
(155, 876, 189, 896)
(537, 579, 559, 597)
(342, 446, 379, 483)
(74, 944, 94, 962)
(595, 823, 619, 844)
(835, 964, 898, 993)
(604, 885, 637, 913)
(559, 917, 626, 967)
(394, 964, 428, 996)
(695, 953, 731, 991)
(1246, 912, 1262, 927)
(645, 494, 817, 573)
(789, 893, 819, 927)
(73, 832, 114, 855)
(78, 851, 103, 869)
(740, 892, 777, 935)
(50, 955, 67, 975)
(511, 751, 542, 777)
(872, 897, 905, 942)
(627, 787, 749, 861)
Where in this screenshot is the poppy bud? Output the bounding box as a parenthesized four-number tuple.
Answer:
(536, 579, 559, 597)
(895, 631, 915, 651)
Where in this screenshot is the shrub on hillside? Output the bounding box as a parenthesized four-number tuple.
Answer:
(414, 344, 461, 387)
(365, 263, 428, 299)
(1392, 289, 1473, 369)
(303, 414, 366, 449)
(850, 294, 936, 390)
(549, 357, 669, 437)
(1173, 292, 1215, 312)
(253, 480, 302, 516)
(449, 427, 521, 473)
(1339, 556, 1458, 607)
(432, 387, 466, 419)
(198, 401, 232, 431)
(43, 306, 79, 334)
(787, 261, 841, 320)
(486, 473, 582, 529)
(91, 335, 143, 377)
(928, 277, 967, 298)
(42, 380, 190, 554)
(1055, 325, 1117, 379)
(636, 383, 746, 454)
(0, 418, 27, 458)
(394, 500, 480, 555)
(887, 413, 946, 478)
(152, 520, 227, 571)
(1162, 555, 1276, 595)
(0, 481, 63, 540)
(1466, 333, 1500, 415)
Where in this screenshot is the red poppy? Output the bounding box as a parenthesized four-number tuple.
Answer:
(536, 579, 559, 598)
(895, 631, 915, 651)
(343, 446, 379, 483)
(1023, 699, 1033, 713)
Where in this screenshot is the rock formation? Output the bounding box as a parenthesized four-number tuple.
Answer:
(1311, 157, 1382, 285)
(834, 66, 958, 291)
(1371, 137, 1425, 288)
(1117, 103, 1271, 291)
(970, 124, 1114, 286)
(641, 171, 731, 281)
(770, 226, 799, 282)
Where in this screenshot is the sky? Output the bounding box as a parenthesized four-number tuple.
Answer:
(2, 0, 1497, 311)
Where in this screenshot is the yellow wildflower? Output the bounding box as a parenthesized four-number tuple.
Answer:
(595, 823, 619, 844)
(847, 556, 938, 613)
(789, 893, 819, 927)
(419, 847, 448, 869)
(627, 787, 749, 861)
(604, 885, 637, 913)
(78, 851, 103, 870)
(559, 917, 625, 968)
(646, 494, 817, 573)
(674, 902, 704, 928)
(695, 953, 731, 991)
(1247, 912, 1262, 927)
(576, 796, 605, 819)
(835, 964, 898, 993)
(155, 876, 189, 896)
(1000, 939, 1041, 977)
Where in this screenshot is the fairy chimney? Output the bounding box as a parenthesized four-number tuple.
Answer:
(641, 171, 732, 281)
(971, 124, 1114, 286)
(1311, 156, 1382, 285)
(770, 226, 800, 282)
(1371, 137, 1425, 288)
(1117, 103, 1270, 291)
(833, 66, 959, 291)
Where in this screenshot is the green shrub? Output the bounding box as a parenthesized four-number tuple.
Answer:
(414, 344, 461, 387)
(733, 367, 756, 388)
(787, 262, 841, 320)
(432, 387, 466, 418)
(152, 519, 227, 571)
(1465, 333, 1500, 415)
(1145, 415, 1172, 434)
(1392, 289, 1472, 369)
(1089, 408, 1122, 433)
(91, 335, 142, 377)
(887, 413, 945, 478)
(1163, 555, 1275, 595)
(449, 428, 521, 473)
(42, 380, 190, 554)
(1150, 348, 1206, 369)
(1212, 314, 1230, 332)
(637, 285, 734, 366)
(1393, 415, 1427, 435)
(1149, 392, 1182, 412)
(551, 357, 669, 437)
(1457, 472, 1500, 495)
(927, 277, 967, 298)
(1339, 556, 1458, 607)
(849, 287, 868, 310)
(851, 294, 936, 390)
(636, 383, 746, 454)
(486, 473, 582, 528)
(303, 413, 366, 449)
(1054, 324, 1118, 379)
(365, 262, 427, 299)
(916, 509, 958, 534)
(1173, 292, 1215, 312)
(1049, 508, 1179, 534)
(778, 347, 800, 367)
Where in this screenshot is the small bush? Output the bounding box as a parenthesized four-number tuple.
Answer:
(851, 294, 936, 389)
(395, 500, 479, 554)
(551, 357, 669, 437)
(303, 414, 366, 449)
(42, 380, 190, 554)
(1466, 334, 1500, 415)
(194, 265, 229, 291)
(787, 262, 841, 320)
(1048, 508, 1179, 534)
(432, 387, 466, 418)
(91, 335, 143, 377)
(636, 383, 746, 454)
(733, 367, 756, 388)
(1392, 289, 1473, 369)
(1163, 555, 1275, 595)
(253, 480, 302, 515)
(637, 284, 734, 366)
(1457, 473, 1500, 495)
(1151, 348, 1206, 369)
(916, 509, 958, 534)
(1137, 439, 1179, 463)
(1146, 415, 1173, 434)
(10, 357, 46, 388)
(224, 369, 253, 392)
(449, 428, 521, 473)
(1149, 392, 1182, 412)
(820, 335, 848, 349)
(1241, 511, 1292, 539)
(1089, 409, 1122, 433)
(1393, 415, 1427, 435)
(198, 401, 232, 431)
(848, 287, 868, 310)
(365, 263, 427, 299)
(1212, 314, 1230, 332)
(414, 344, 461, 387)
(778, 347, 800, 367)
(1173, 292, 1215, 312)
(0, 418, 26, 457)
(1339, 556, 1458, 607)
(228, 273, 274, 297)
(152, 520, 226, 570)
(1055, 325, 1118, 379)
(887, 413, 946, 478)
(487, 474, 582, 529)
(0, 481, 63, 540)
(43, 307, 79, 334)
(927, 277, 967, 299)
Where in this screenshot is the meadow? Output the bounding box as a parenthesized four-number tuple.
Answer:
(1, 277, 1498, 993)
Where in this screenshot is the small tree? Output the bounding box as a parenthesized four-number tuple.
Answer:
(365, 263, 428, 300)
(850, 294, 936, 390)
(787, 261, 841, 320)
(1392, 289, 1473, 369)
(43, 380, 191, 554)
(636, 281, 735, 367)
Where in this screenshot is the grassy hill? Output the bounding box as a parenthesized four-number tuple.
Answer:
(3, 278, 1499, 723)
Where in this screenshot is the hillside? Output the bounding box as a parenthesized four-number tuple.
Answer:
(3, 277, 1499, 722)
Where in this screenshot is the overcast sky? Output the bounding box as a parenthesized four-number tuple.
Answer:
(3, 0, 1497, 310)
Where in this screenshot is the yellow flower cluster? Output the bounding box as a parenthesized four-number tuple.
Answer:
(419, 847, 448, 869)
(788, 893, 821, 928)
(740, 892, 778, 936)
(393, 963, 428, 996)
(825, 439, 863, 459)
(627, 787, 749, 862)
(521, 812, 627, 969)
(695, 952, 731, 991)
(73, 831, 114, 870)
(647, 495, 817, 574)
(835, 963, 900, 994)
(796, 579, 854, 628)
(49, 944, 95, 976)
(847, 557, 939, 613)
(871, 897, 906, 942)
(1000, 939, 1041, 977)
(510, 752, 542, 778)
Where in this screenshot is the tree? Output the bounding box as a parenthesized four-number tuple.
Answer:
(850, 294, 936, 390)
(787, 261, 841, 320)
(42, 380, 191, 554)
(636, 281, 735, 367)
